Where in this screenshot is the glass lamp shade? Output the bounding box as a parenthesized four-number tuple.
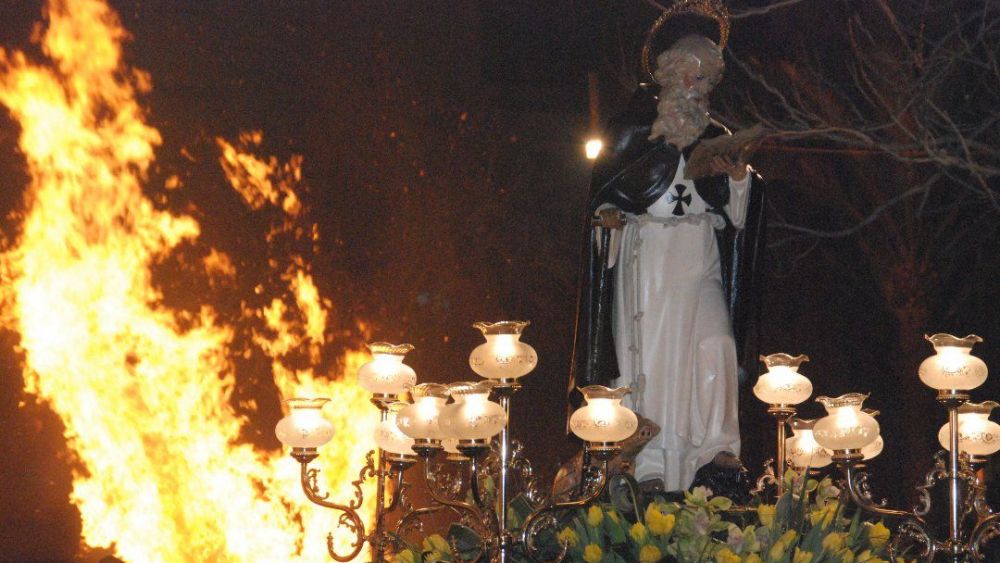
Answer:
(357, 342, 417, 396)
(753, 353, 813, 406)
(813, 393, 880, 452)
(918, 334, 988, 392)
(862, 435, 884, 461)
(859, 408, 883, 460)
(937, 401, 1000, 457)
(468, 321, 538, 381)
(275, 398, 335, 449)
(568, 386, 639, 444)
(396, 383, 449, 442)
(785, 418, 832, 469)
(373, 402, 416, 456)
(438, 381, 506, 441)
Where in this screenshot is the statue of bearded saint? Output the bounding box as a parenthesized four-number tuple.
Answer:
(569, 34, 764, 496)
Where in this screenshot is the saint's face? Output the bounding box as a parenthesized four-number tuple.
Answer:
(679, 57, 722, 104)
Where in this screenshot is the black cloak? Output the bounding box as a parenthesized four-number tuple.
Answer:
(568, 84, 766, 406)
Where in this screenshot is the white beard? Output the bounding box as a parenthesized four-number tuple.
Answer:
(648, 89, 710, 149)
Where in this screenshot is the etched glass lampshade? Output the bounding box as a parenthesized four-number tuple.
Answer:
(813, 393, 880, 452)
(753, 353, 813, 407)
(918, 334, 988, 392)
(785, 417, 832, 469)
(397, 383, 449, 445)
(938, 401, 1000, 457)
(859, 409, 883, 460)
(374, 402, 416, 457)
(568, 386, 639, 444)
(438, 381, 506, 442)
(357, 342, 417, 397)
(861, 434, 884, 461)
(468, 321, 538, 382)
(274, 398, 335, 449)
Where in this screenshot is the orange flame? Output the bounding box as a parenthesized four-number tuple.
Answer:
(0, 0, 376, 560)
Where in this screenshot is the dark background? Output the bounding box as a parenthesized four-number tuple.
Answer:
(2, 1, 998, 560)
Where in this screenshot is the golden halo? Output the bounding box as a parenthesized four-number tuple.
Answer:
(642, 0, 731, 81)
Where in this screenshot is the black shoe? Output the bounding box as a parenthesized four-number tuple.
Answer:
(690, 452, 752, 505)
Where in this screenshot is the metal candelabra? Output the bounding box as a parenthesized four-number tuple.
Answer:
(274, 321, 638, 562)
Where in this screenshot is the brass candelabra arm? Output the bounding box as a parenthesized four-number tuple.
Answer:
(469, 453, 489, 510)
(887, 519, 937, 562)
(969, 512, 1000, 560)
(751, 458, 777, 497)
(420, 452, 491, 534)
(521, 455, 612, 562)
(913, 452, 950, 517)
(344, 450, 378, 511)
(841, 462, 921, 521)
(296, 457, 368, 563)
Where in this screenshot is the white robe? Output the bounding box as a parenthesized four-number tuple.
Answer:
(610, 154, 751, 491)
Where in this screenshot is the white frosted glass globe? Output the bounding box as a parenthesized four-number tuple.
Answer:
(918, 334, 988, 391)
(813, 394, 880, 452)
(753, 354, 813, 406)
(938, 401, 1000, 457)
(785, 418, 831, 469)
(861, 435, 884, 461)
(397, 383, 449, 441)
(357, 342, 417, 396)
(439, 381, 506, 441)
(275, 398, 335, 449)
(569, 386, 638, 443)
(373, 403, 416, 456)
(468, 321, 538, 381)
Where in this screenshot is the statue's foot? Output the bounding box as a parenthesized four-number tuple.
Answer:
(691, 451, 752, 505)
(712, 450, 743, 469)
(638, 477, 664, 495)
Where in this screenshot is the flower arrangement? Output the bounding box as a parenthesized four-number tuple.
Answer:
(392, 470, 907, 563)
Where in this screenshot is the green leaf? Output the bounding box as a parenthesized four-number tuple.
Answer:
(708, 496, 733, 511)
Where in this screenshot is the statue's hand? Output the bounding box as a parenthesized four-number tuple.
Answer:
(710, 154, 748, 182)
(592, 208, 626, 229)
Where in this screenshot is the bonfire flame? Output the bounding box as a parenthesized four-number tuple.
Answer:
(0, 0, 374, 560)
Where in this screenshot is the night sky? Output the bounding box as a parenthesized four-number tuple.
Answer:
(2, 1, 999, 560)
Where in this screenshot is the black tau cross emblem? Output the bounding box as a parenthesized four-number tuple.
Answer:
(667, 184, 692, 216)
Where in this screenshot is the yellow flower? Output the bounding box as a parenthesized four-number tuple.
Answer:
(836, 548, 855, 563)
(778, 529, 799, 546)
(868, 521, 890, 549)
(744, 555, 763, 563)
(822, 532, 847, 553)
(584, 543, 603, 563)
(756, 503, 776, 527)
(607, 510, 620, 524)
(793, 547, 814, 563)
(648, 511, 676, 536)
(715, 547, 741, 563)
(557, 527, 580, 548)
(639, 544, 662, 563)
(769, 541, 788, 562)
(810, 501, 840, 528)
(855, 550, 888, 563)
(630, 522, 649, 544)
(587, 505, 604, 527)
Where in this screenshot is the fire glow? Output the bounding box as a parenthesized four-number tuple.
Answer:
(0, 0, 374, 560)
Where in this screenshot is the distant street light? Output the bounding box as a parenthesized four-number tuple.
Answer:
(585, 138, 603, 160)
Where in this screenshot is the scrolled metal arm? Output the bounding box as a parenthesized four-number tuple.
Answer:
(841, 463, 921, 521)
(521, 457, 611, 562)
(298, 459, 368, 562)
(969, 512, 1000, 560)
(421, 454, 492, 534)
